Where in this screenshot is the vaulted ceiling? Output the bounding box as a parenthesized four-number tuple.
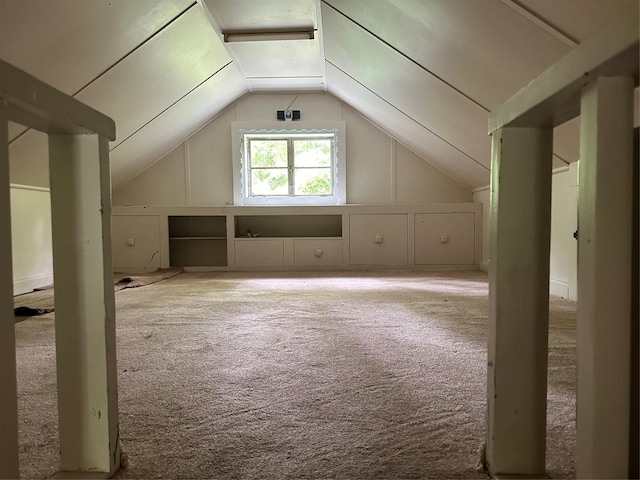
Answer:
(0, 0, 637, 190)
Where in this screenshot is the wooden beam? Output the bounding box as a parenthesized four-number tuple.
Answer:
(488, 2, 639, 133)
(487, 127, 553, 476)
(0, 109, 20, 479)
(49, 134, 120, 474)
(0, 60, 115, 139)
(576, 76, 633, 479)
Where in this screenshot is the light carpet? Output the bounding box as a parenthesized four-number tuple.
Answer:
(14, 270, 576, 479)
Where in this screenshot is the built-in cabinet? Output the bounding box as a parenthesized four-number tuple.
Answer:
(111, 204, 482, 272)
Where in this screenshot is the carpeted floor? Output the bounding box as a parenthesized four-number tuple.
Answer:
(14, 270, 576, 479)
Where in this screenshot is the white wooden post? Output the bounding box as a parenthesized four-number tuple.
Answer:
(577, 76, 633, 479)
(48, 134, 120, 475)
(487, 127, 553, 477)
(0, 110, 20, 479)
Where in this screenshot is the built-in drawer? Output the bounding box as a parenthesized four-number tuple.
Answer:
(294, 238, 343, 266)
(234, 239, 284, 267)
(414, 212, 475, 265)
(349, 214, 408, 265)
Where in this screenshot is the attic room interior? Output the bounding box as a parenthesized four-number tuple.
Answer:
(0, 0, 638, 479)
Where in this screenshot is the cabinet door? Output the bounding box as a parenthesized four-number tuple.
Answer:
(234, 239, 284, 267)
(414, 213, 475, 265)
(112, 215, 161, 271)
(294, 239, 343, 266)
(349, 214, 408, 265)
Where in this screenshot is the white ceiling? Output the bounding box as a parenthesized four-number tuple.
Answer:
(0, 0, 636, 190)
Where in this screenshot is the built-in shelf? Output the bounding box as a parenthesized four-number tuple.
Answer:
(234, 214, 342, 238)
(168, 216, 227, 267)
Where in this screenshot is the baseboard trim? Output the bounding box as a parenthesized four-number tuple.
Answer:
(13, 273, 54, 296)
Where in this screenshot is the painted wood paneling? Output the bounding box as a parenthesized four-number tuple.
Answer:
(326, 63, 489, 189)
(323, 5, 492, 168)
(519, 0, 637, 42)
(342, 105, 393, 204)
(394, 142, 472, 204)
(324, 0, 570, 110)
(75, 7, 231, 149)
(110, 65, 246, 187)
(10, 185, 53, 294)
(0, 0, 194, 142)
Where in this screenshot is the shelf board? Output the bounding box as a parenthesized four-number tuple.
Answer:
(169, 236, 226, 240)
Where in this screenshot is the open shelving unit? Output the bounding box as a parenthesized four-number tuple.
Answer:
(168, 216, 227, 267)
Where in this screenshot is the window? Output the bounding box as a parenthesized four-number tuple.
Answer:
(246, 134, 334, 197)
(232, 122, 346, 206)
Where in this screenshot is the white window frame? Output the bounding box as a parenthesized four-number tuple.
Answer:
(232, 121, 346, 205)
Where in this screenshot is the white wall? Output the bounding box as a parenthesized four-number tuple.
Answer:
(472, 163, 578, 300)
(473, 187, 491, 272)
(113, 93, 472, 206)
(549, 163, 578, 299)
(10, 184, 53, 294)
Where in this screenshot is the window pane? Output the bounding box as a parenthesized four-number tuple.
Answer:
(294, 168, 332, 195)
(250, 140, 287, 168)
(251, 169, 288, 195)
(293, 139, 331, 168)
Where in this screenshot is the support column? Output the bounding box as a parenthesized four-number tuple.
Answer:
(577, 76, 633, 479)
(48, 134, 120, 475)
(487, 127, 553, 477)
(0, 111, 20, 478)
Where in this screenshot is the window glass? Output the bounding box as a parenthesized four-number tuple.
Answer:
(245, 134, 335, 198)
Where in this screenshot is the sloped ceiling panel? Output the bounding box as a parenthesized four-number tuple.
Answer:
(326, 64, 489, 189)
(518, 0, 638, 43)
(75, 6, 232, 149)
(323, 0, 572, 111)
(0, 0, 194, 141)
(110, 65, 247, 188)
(323, 4, 492, 171)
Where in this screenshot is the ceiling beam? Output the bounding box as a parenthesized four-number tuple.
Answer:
(0, 59, 115, 139)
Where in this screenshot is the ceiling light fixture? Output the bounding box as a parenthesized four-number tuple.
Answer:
(223, 28, 315, 43)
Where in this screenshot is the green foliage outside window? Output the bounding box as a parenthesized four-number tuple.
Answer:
(247, 136, 334, 197)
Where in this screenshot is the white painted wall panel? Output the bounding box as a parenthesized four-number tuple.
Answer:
(10, 185, 53, 294)
(349, 214, 408, 265)
(113, 147, 187, 207)
(188, 107, 236, 206)
(550, 163, 578, 299)
(395, 142, 472, 204)
(115, 92, 472, 206)
(234, 93, 342, 122)
(472, 188, 491, 270)
(8, 129, 49, 188)
(342, 105, 392, 204)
